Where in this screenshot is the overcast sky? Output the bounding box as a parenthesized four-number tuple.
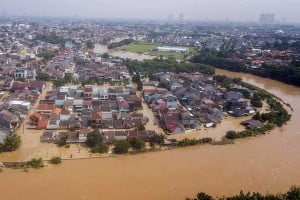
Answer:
(0, 0, 299, 23)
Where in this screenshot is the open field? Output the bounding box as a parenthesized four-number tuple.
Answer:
(122, 42, 160, 54)
(122, 42, 198, 60)
(149, 51, 186, 60)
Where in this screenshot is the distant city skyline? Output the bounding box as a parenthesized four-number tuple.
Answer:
(0, 0, 299, 23)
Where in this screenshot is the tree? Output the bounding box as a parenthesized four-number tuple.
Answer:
(86, 130, 103, 147)
(57, 135, 67, 147)
(188, 186, 300, 200)
(53, 78, 66, 87)
(91, 142, 109, 153)
(113, 140, 130, 154)
(129, 137, 145, 151)
(86, 130, 109, 154)
(36, 33, 65, 45)
(102, 53, 110, 58)
(108, 39, 135, 49)
(149, 134, 165, 148)
(1, 134, 22, 152)
(251, 93, 263, 108)
(64, 73, 73, 83)
(137, 125, 145, 131)
(285, 186, 300, 200)
(37, 52, 56, 61)
(86, 41, 95, 49)
(196, 192, 213, 200)
(137, 82, 143, 91)
(36, 72, 50, 81)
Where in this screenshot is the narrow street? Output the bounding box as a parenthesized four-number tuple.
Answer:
(136, 90, 164, 134)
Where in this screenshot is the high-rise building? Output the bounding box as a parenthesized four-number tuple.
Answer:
(259, 13, 275, 24)
(167, 14, 174, 22)
(179, 13, 184, 22)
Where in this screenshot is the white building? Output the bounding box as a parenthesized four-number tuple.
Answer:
(157, 46, 189, 53)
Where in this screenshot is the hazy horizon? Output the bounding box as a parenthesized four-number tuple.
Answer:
(1, 0, 299, 23)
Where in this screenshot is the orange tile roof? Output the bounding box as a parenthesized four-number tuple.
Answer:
(37, 104, 55, 111)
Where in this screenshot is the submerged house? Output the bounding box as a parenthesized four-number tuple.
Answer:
(0, 110, 19, 131)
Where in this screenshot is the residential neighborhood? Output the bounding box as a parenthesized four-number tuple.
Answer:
(0, 16, 296, 156)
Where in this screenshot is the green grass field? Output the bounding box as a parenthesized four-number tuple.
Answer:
(122, 42, 160, 54)
(123, 42, 198, 60)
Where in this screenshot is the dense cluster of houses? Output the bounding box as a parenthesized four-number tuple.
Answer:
(40, 129, 156, 144)
(74, 55, 130, 83)
(0, 80, 44, 142)
(28, 85, 153, 143)
(143, 72, 256, 134)
(1, 17, 296, 143)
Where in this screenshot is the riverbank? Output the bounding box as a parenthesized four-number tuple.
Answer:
(1, 129, 300, 200)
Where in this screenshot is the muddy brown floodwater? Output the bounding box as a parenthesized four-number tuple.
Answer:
(1, 69, 300, 200)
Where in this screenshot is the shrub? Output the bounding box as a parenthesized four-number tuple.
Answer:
(91, 143, 109, 153)
(114, 140, 130, 154)
(49, 156, 62, 164)
(57, 135, 67, 147)
(1, 134, 21, 152)
(23, 158, 44, 169)
(129, 137, 145, 151)
(225, 131, 238, 140)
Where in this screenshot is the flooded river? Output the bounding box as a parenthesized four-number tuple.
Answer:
(1, 68, 300, 200)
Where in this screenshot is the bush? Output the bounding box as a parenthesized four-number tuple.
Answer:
(177, 138, 197, 147)
(188, 186, 300, 199)
(149, 134, 165, 147)
(137, 125, 146, 131)
(0, 134, 22, 152)
(129, 137, 145, 151)
(225, 131, 238, 140)
(23, 158, 44, 169)
(49, 156, 62, 164)
(86, 130, 103, 148)
(91, 143, 109, 153)
(57, 135, 67, 147)
(114, 140, 130, 154)
(199, 138, 213, 144)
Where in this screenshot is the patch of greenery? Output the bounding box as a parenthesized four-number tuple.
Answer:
(150, 51, 186, 60)
(149, 134, 165, 148)
(187, 185, 300, 200)
(37, 51, 56, 61)
(125, 57, 215, 78)
(191, 48, 300, 87)
(49, 156, 62, 164)
(91, 143, 109, 153)
(36, 33, 65, 45)
(225, 123, 274, 140)
(36, 72, 50, 81)
(129, 137, 145, 151)
(113, 140, 130, 154)
(123, 42, 160, 53)
(86, 130, 109, 154)
(86, 41, 95, 49)
(108, 39, 135, 49)
(22, 158, 44, 169)
(0, 134, 21, 153)
(177, 137, 213, 147)
(57, 135, 67, 147)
